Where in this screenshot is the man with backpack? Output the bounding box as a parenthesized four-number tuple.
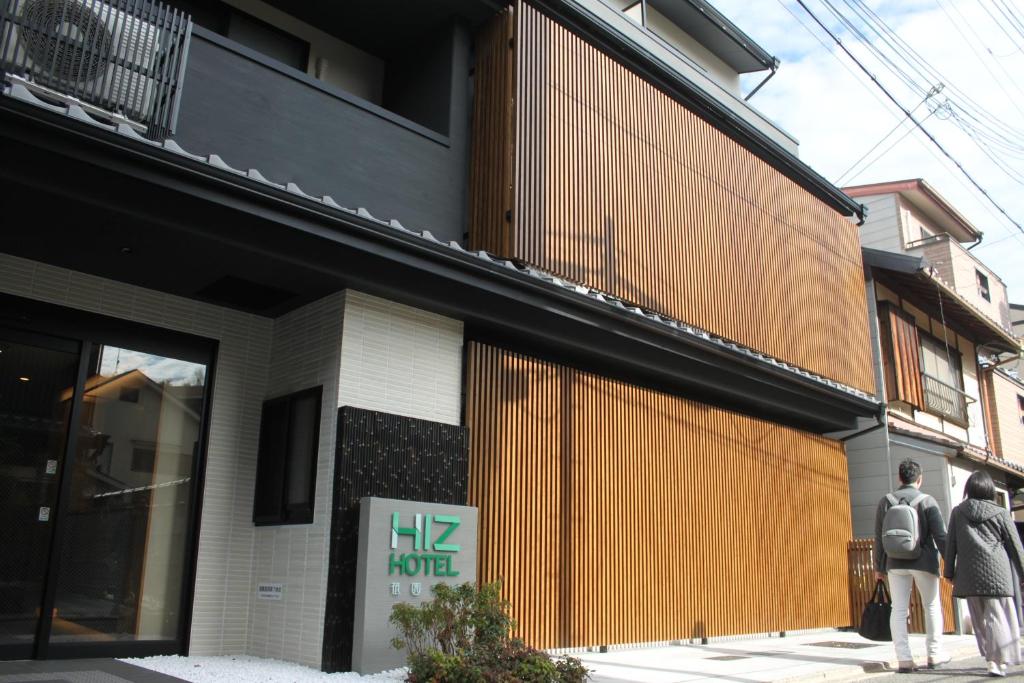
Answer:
(874, 458, 950, 673)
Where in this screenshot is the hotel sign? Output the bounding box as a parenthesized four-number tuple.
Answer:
(351, 497, 478, 675)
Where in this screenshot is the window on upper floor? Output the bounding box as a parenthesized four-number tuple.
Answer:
(878, 302, 969, 426)
(171, 0, 309, 70)
(977, 270, 991, 302)
(253, 386, 322, 525)
(1018, 394, 1024, 425)
(919, 333, 968, 426)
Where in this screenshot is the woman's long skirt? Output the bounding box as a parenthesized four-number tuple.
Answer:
(966, 596, 1022, 666)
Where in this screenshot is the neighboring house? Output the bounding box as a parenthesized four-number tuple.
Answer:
(847, 179, 1011, 332)
(847, 249, 1022, 539)
(845, 181, 1024, 526)
(982, 367, 1024, 467)
(0, 0, 879, 672)
(1010, 302, 1024, 377)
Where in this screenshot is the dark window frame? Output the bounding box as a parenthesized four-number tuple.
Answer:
(253, 386, 322, 526)
(977, 269, 991, 302)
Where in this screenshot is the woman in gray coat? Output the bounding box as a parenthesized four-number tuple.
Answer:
(944, 470, 1024, 677)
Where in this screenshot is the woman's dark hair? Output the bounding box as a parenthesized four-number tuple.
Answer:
(965, 470, 996, 501)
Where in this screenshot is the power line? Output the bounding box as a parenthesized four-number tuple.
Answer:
(834, 89, 938, 185)
(793, 0, 1024, 236)
(842, 109, 937, 186)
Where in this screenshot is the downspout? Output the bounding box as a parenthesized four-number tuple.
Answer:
(863, 267, 895, 491)
(743, 57, 779, 102)
(966, 232, 983, 251)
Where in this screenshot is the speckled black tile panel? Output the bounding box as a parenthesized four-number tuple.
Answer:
(321, 406, 468, 672)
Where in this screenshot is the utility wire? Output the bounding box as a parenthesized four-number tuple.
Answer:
(842, 110, 938, 186)
(834, 89, 937, 185)
(793, 0, 1024, 235)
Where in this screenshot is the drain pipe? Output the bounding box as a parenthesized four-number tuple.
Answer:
(744, 58, 780, 101)
(863, 267, 895, 492)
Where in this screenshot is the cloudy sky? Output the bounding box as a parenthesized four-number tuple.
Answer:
(711, 0, 1024, 302)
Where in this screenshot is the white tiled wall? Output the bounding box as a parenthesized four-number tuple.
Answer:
(0, 252, 271, 656)
(247, 293, 345, 668)
(0, 255, 465, 670)
(339, 291, 463, 426)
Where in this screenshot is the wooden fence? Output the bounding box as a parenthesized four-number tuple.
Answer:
(848, 539, 956, 633)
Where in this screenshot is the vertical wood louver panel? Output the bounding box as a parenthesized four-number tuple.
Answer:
(468, 7, 515, 256)
(469, 3, 876, 394)
(879, 304, 925, 408)
(466, 342, 853, 650)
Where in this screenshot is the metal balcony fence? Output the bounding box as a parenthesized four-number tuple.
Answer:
(0, 0, 191, 138)
(921, 372, 970, 426)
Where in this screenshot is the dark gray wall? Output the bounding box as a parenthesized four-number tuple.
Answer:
(172, 26, 470, 244)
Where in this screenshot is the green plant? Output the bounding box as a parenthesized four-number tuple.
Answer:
(390, 582, 588, 682)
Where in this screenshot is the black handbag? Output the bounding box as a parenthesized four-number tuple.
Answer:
(858, 579, 893, 642)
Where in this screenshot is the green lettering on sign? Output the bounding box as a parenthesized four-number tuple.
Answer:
(433, 515, 461, 552)
(391, 512, 422, 551)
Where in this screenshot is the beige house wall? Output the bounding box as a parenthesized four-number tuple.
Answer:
(987, 370, 1024, 464)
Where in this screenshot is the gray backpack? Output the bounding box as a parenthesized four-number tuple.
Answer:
(881, 491, 926, 560)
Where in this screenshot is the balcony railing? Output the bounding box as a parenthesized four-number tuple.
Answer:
(0, 0, 192, 138)
(921, 372, 970, 426)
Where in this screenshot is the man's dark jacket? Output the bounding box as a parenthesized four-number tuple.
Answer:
(874, 485, 948, 575)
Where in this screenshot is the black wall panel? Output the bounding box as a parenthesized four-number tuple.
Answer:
(174, 28, 470, 245)
(321, 406, 468, 672)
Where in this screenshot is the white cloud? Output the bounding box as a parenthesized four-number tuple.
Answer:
(711, 0, 1024, 301)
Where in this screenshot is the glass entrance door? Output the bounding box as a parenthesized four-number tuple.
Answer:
(0, 334, 79, 659)
(0, 325, 209, 660)
(48, 343, 207, 651)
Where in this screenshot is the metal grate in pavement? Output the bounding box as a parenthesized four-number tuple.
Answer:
(808, 641, 879, 649)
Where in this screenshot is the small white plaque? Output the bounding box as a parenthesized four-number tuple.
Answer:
(45, 460, 58, 475)
(256, 582, 284, 600)
(38, 507, 50, 522)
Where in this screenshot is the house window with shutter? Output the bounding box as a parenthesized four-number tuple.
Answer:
(878, 303, 925, 408)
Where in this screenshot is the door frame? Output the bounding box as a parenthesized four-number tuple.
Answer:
(0, 327, 80, 661)
(0, 293, 219, 660)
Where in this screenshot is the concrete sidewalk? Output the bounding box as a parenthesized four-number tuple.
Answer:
(574, 630, 982, 682)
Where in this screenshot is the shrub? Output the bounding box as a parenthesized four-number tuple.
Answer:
(390, 582, 588, 682)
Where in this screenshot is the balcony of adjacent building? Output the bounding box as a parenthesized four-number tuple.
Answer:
(904, 232, 1012, 334)
(0, 0, 495, 246)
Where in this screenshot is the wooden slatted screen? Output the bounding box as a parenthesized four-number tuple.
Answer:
(848, 539, 955, 634)
(469, 2, 875, 395)
(466, 342, 853, 649)
(879, 304, 924, 408)
(468, 6, 515, 256)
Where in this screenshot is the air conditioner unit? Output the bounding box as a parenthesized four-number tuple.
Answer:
(1, 0, 161, 123)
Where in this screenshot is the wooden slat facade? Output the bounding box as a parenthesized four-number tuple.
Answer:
(466, 342, 853, 649)
(469, 2, 875, 394)
(879, 303, 925, 408)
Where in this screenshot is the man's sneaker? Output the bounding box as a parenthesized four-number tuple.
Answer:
(927, 653, 952, 669)
(987, 661, 1006, 677)
(897, 660, 917, 674)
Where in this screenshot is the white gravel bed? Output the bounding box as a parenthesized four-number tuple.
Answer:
(121, 655, 408, 682)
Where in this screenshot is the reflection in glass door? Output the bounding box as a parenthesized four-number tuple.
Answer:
(0, 336, 78, 659)
(49, 344, 207, 647)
